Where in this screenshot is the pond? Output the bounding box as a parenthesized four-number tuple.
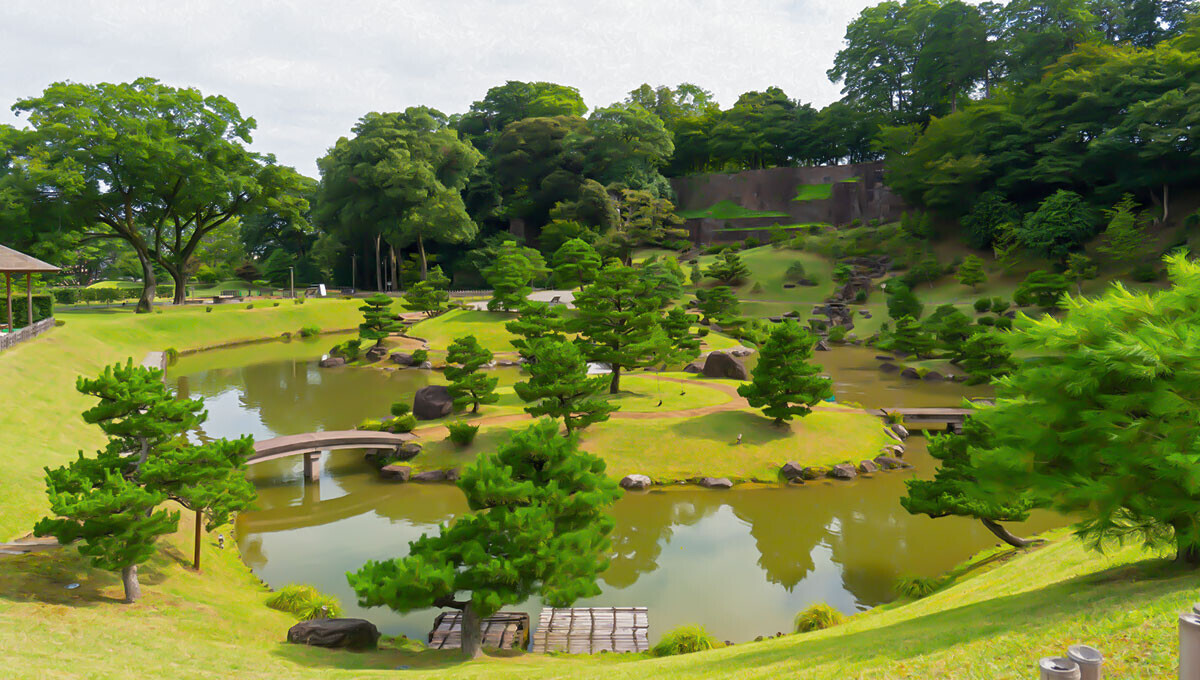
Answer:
(171, 339, 1056, 644)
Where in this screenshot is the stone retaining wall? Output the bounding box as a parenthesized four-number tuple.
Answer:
(0, 317, 54, 352)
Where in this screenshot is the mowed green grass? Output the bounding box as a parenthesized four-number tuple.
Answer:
(409, 308, 520, 353)
(696, 245, 835, 306)
(678, 199, 789, 220)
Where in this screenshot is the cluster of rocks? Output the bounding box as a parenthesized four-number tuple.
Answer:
(877, 358, 967, 383)
(778, 453, 912, 483)
(809, 302, 854, 333)
(379, 465, 460, 483)
(829, 256, 891, 305)
(390, 352, 433, 369)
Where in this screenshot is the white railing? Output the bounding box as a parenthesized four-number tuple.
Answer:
(0, 317, 55, 352)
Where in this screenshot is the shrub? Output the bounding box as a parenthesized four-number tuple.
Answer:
(895, 575, 943, 599)
(854, 289, 868, 303)
(793, 603, 846, 633)
(973, 298, 992, 313)
(164, 348, 180, 364)
(294, 298, 305, 305)
(331, 339, 363, 361)
(299, 325, 319, 338)
(8, 294, 54, 327)
(388, 414, 418, 433)
(205, 306, 213, 313)
(743, 237, 761, 249)
(750, 282, 765, 294)
(390, 402, 411, 417)
(245, 303, 253, 310)
(51, 288, 79, 305)
(265, 584, 343, 621)
(1130, 262, 1160, 282)
(273, 302, 281, 307)
(827, 326, 847, 343)
(447, 420, 480, 446)
(410, 349, 429, 364)
(696, 327, 710, 337)
(784, 261, 806, 282)
(833, 263, 854, 282)
(993, 316, 1014, 330)
(652, 625, 719, 657)
(978, 316, 996, 326)
(991, 298, 1010, 313)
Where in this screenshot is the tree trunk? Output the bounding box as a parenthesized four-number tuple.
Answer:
(390, 243, 399, 292)
(417, 234, 428, 280)
(610, 365, 621, 394)
(122, 564, 141, 603)
(1174, 519, 1200, 567)
(193, 509, 202, 571)
(461, 601, 484, 660)
(980, 518, 1039, 548)
(374, 235, 382, 292)
(136, 254, 156, 314)
(1163, 183, 1170, 225)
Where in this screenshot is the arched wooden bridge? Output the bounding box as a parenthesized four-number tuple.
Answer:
(248, 430, 417, 481)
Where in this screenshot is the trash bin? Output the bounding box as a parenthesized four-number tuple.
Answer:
(1180, 611, 1200, 680)
(1039, 657, 1081, 680)
(1067, 645, 1103, 680)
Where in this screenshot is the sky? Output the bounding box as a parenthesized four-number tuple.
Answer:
(0, 0, 881, 177)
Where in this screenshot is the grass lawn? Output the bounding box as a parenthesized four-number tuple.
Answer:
(678, 199, 789, 221)
(696, 245, 836, 307)
(792, 183, 834, 202)
(408, 308, 520, 353)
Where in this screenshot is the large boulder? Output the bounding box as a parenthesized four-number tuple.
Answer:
(874, 456, 912, 470)
(390, 352, 414, 366)
(413, 385, 453, 420)
(698, 477, 734, 489)
(287, 618, 380, 650)
(702, 352, 748, 380)
(779, 462, 805, 481)
(858, 460, 879, 474)
(890, 424, 910, 440)
(923, 371, 945, 382)
(318, 356, 346, 368)
(878, 362, 900, 374)
(620, 474, 652, 491)
(814, 339, 831, 352)
(411, 468, 459, 482)
(364, 344, 388, 363)
(683, 360, 704, 374)
(730, 348, 754, 358)
(900, 367, 921, 380)
(829, 463, 858, 480)
(379, 464, 411, 482)
(391, 442, 422, 462)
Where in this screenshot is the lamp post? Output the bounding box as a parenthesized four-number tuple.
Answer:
(289, 266, 294, 300)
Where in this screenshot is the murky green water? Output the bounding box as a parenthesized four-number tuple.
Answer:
(171, 340, 1056, 644)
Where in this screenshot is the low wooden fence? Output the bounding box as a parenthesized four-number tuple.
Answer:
(0, 317, 54, 353)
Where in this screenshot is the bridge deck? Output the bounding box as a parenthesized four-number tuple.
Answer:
(248, 430, 417, 464)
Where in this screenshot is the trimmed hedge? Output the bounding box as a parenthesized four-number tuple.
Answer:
(51, 285, 175, 305)
(5, 294, 54, 328)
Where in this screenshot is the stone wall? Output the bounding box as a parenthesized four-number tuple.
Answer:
(0, 317, 54, 352)
(671, 162, 909, 245)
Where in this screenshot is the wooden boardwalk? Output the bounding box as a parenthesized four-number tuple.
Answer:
(868, 407, 987, 431)
(530, 607, 649, 654)
(428, 611, 529, 651)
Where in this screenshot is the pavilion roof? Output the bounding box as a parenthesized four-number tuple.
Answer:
(0, 244, 59, 273)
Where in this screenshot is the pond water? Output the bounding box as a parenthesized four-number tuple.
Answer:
(171, 339, 1056, 644)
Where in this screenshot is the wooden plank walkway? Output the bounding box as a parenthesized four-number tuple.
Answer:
(428, 611, 529, 651)
(530, 607, 649, 654)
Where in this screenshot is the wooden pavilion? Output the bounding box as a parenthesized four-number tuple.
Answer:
(0, 245, 59, 333)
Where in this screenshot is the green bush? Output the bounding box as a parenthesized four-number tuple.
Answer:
(51, 288, 79, 305)
(991, 298, 1010, 313)
(245, 303, 254, 310)
(410, 349, 429, 364)
(388, 414, 418, 433)
(331, 339, 362, 361)
(895, 575, 943, 599)
(8, 294, 54, 328)
(794, 603, 846, 633)
(299, 325, 320, 338)
(973, 298, 992, 313)
(447, 420, 480, 446)
(827, 326, 847, 343)
(743, 237, 761, 249)
(978, 316, 996, 326)
(164, 348, 180, 365)
(651, 625, 719, 657)
(994, 316, 1014, 330)
(854, 289, 868, 303)
(696, 327, 710, 337)
(1130, 262, 1161, 282)
(205, 306, 213, 313)
(784, 261, 807, 282)
(273, 302, 281, 307)
(750, 282, 765, 294)
(390, 402, 411, 417)
(265, 584, 343, 621)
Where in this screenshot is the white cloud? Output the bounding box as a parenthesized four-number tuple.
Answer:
(0, 0, 877, 176)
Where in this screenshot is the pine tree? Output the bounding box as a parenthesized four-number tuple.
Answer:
(695, 285, 740, 324)
(551, 238, 602, 289)
(923, 304, 974, 350)
(485, 241, 534, 311)
(705, 250, 751, 284)
(690, 261, 703, 286)
(902, 419, 1040, 548)
(347, 419, 622, 659)
(660, 308, 702, 368)
(569, 264, 668, 394)
(736, 321, 833, 425)
(358, 293, 400, 346)
(1098, 194, 1148, 265)
(36, 361, 255, 600)
(1014, 271, 1069, 308)
(952, 330, 1017, 385)
(506, 301, 568, 363)
(889, 316, 937, 358)
(514, 339, 617, 434)
(445, 335, 498, 414)
(885, 281, 924, 321)
(403, 265, 450, 317)
(1064, 253, 1097, 295)
(955, 254, 986, 290)
(639, 257, 685, 308)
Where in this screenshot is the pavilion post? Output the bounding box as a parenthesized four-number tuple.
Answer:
(25, 273, 32, 327)
(5, 272, 11, 333)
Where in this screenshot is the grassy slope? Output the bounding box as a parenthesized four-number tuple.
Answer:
(678, 199, 788, 220)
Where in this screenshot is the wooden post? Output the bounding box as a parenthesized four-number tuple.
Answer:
(303, 452, 321, 483)
(5, 272, 11, 333)
(25, 273, 32, 327)
(193, 508, 202, 571)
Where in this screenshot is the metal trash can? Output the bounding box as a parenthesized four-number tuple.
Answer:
(1067, 645, 1103, 680)
(1040, 656, 1081, 680)
(1180, 611, 1200, 680)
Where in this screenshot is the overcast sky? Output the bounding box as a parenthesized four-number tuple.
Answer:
(0, 0, 880, 177)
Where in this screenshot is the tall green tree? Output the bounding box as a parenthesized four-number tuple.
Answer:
(581, 103, 674, 193)
(952, 329, 1018, 385)
(403, 265, 451, 317)
(888, 315, 938, 358)
(316, 107, 481, 287)
(1014, 271, 1070, 308)
(514, 339, 617, 434)
(1064, 253, 1097, 295)
(705, 250, 750, 284)
(358, 293, 400, 346)
(445, 336, 498, 414)
(506, 301, 568, 363)
(347, 419, 621, 658)
(569, 264, 667, 394)
(695, 286, 741, 325)
(737, 321, 833, 425)
(551, 238, 602, 289)
(886, 281, 924, 321)
(660, 308, 703, 368)
(1097, 194, 1149, 265)
(902, 418, 1040, 548)
(1015, 190, 1098, 261)
(956, 255, 987, 290)
(456, 81, 588, 154)
(5, 79, 303, 310)
(485, 241, 537, 311)
(967, 254, 1200, 564)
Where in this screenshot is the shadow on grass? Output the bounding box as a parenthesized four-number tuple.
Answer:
(268, 638, 528, 672)
(666, 411, 791, 446)
(0, 547, 172, 607)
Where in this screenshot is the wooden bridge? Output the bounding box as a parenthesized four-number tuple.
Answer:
(248, 430, 417, 482)
(868, 407, 977, 432)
